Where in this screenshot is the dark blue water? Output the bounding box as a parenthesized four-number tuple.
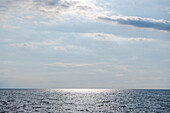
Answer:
(0, 89, 170, 112)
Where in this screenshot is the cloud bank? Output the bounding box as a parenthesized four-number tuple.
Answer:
(98, 16, 170, 32)
(1, 0, 169, 33)
(0, 0, 107, 22)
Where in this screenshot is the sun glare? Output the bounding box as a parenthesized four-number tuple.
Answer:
(50, 89, 116, 93)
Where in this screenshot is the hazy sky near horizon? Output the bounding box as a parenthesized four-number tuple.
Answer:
(0, 0, 170, 88)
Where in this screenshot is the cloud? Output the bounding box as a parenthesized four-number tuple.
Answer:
(53, 46, 66, 51)
(0, 61, 14, 65)
(96, 63, 131, 72)
(11, 43, 35, 48)
(67, 45, 92, 53)
(45, 62, 94, 67)
(164, 59, 170, 62)
(0, 0, 107, 23)
(98, 16, 170, 32)
(1, 0, 169, 33)
(113, 65, 131, 72)
(10, 39, 63, 49)
(83, 33, 154, 42)
(1, 25, 21, 29)
(45, 62, 131, 72)
(131, 56, 139, 60)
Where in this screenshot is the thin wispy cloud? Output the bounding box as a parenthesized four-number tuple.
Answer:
(0, 60, 14, 65)
(45, 62, 131, 72)
(10, 39, 63, 49)
(114, 65, 131, 72)
(45, 62, 94, 67)
(53, 46, 66, 51)
(11, 43, 35, 49)
(83, 33, 154, 42)
(98, 16, 170, 32)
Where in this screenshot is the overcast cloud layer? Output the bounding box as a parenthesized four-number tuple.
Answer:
(0, 0, 170, 88)
(1, 0, 170, 32)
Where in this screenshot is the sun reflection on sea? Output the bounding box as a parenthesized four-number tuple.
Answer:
(50, 89, 117, 93)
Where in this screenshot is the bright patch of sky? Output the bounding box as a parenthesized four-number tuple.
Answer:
(0, 0, 170, 88)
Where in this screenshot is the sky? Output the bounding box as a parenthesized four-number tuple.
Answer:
(0, 0, 170, 89)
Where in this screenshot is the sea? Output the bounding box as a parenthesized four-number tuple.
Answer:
(0, 89, 170, 112)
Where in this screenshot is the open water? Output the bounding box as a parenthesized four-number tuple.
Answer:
(0, 89, 170, 112)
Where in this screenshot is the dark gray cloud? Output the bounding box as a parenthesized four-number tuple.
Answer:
(98, 16, 170, 32)
(33, 0, 60, 6)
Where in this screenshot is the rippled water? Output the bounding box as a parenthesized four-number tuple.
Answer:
(0, 89, 170, 112)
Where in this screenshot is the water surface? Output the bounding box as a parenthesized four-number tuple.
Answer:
(0, 89, 170, 112)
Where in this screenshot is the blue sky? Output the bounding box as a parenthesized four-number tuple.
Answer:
(0, 0, 170, 88)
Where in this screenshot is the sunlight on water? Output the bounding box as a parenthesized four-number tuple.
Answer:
(51, 89, 116, 93)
